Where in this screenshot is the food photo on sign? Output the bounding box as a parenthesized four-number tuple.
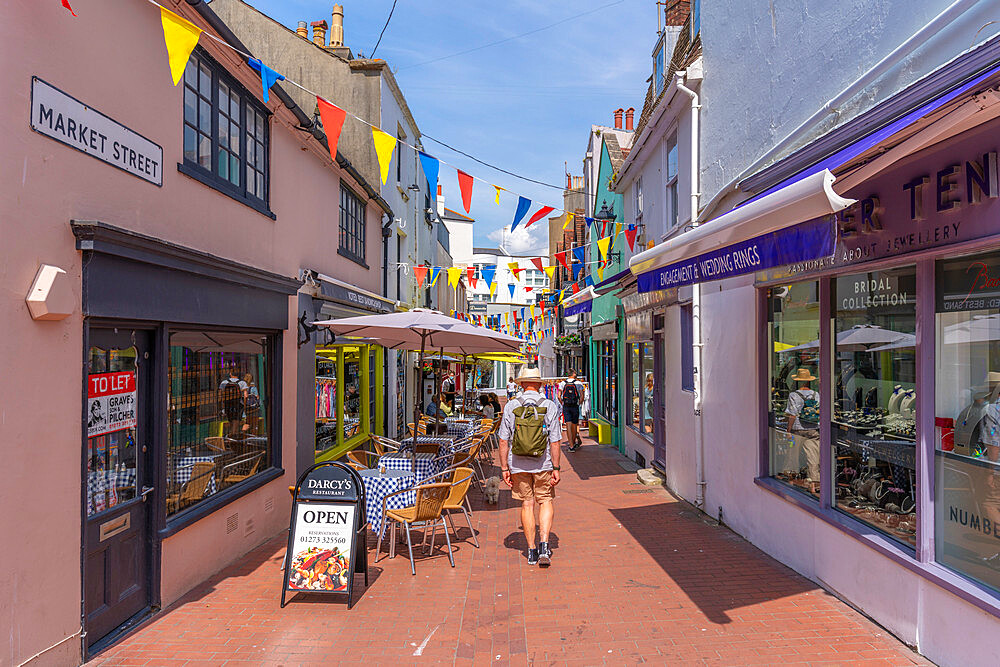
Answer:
(286, 504, 357, 592)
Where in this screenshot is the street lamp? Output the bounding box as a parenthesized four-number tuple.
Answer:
(592, 200, 621, 264)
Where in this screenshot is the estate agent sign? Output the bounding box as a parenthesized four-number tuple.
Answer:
(87, 371, 137, 438)
(30, 77, 163, 185)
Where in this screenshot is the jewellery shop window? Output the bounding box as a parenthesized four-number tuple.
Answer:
(767, 280, 820, 499)
(935, 249, 1000, 592)
(166, 331, 274, 518)
(629, 342, 654, 438)
(833, 268, 917, 547)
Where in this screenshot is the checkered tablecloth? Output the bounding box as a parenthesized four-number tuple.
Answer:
(399, 436, 454, 456)
(358, 469, 415, 534)
(378, 452, 448, 481)
(169, 456, 220, 495)
(87, 469, 137, 514)
(444, 418, 478, 438)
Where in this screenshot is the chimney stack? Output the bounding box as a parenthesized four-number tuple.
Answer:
(566, 173, 573, 189)
(330, 5, 344, 46)
(296, 21, 308, 38)
(625, 107, 634, 131)
(311, 20, 328, 47)
(613, 108, 624, 130)
(665, 0, 691, 27)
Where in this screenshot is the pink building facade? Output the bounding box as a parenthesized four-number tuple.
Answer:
(0, 1, 391, 662)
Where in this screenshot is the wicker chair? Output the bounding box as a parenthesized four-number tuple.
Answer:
(375, 482, 454, 575)
(221, 451, 264, 486)
(346, 449, 379, 469)
(370, 434, 401, 455)
(166, 461, 215, 513)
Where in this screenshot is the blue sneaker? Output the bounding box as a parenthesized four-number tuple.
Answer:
(538, 541, 551, 567)
(527, 548, 539, 565)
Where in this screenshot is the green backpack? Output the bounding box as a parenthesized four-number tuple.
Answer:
(511, 399, 549, 457)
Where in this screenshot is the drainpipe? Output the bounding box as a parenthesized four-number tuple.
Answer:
(698, 0, 981, 221)
(674, 71, 706, 508)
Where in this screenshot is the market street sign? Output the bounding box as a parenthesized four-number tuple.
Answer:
(30, 77, 163, 186)
(281, 462, 368, 608)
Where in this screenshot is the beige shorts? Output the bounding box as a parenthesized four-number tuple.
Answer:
(510, 471, 555, 504)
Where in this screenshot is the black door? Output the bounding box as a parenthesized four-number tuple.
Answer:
(652, 324, 667, 470)
(84, 328, 153, 650)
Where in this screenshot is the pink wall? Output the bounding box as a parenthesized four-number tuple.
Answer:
(0, 1, 385, 663)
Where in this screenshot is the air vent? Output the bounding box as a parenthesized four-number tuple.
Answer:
(226, 513, 239, 534)
(244, 517, 256, 537)
(264, 496, 274, 513)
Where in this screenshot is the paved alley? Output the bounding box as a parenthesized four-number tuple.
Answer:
(87, 437, 928, 666)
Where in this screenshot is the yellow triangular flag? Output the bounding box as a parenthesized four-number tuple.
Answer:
(489, 280, 498, 296)
(493, 185, 503, 204)
(160, 7, 202, 86)
(563, 212, 573, 230)
(507, 262, 521, 280)
(597, 263, 605, 281)
(615, 222, 623, 236)
(558, 290, 565, 304)
(530, 304, 535, 318)
(544, 265, 555, 281)
(597, 235, 612, 259)
(447, 266, 461, 288)
(372, 128, 397, 184)
(430, 267, 441, 286)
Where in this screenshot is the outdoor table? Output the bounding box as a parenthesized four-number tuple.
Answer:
(378, 451, 448, 481)
(87, 468, 136, 514)
(357, 468, 415, 535)
(169, 454, 223, 496)
(399, 436, 454, 455)
(444, 418, 478, 438)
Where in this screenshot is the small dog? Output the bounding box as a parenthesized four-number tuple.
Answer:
(483, 476, 501, 504)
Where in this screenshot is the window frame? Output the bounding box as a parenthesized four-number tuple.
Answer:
(338, 182, 368, 267)
(634, 176, 643, 227)
(178, 48, 273, 219)
(665, 133, 679, 232)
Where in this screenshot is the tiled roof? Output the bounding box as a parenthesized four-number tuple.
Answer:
(605, 133, 626, 171)
(633, 13, 701, 141)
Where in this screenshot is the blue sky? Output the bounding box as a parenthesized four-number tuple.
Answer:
(242, 0, 652, 254)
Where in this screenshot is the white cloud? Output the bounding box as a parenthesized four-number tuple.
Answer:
(486, 223, 548, 256)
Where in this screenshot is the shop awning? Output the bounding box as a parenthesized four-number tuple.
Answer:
(629, 169, 854, 293)
(562, 286, 595, 316)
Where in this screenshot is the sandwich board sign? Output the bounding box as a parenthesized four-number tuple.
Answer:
(281, 462, 368, 608)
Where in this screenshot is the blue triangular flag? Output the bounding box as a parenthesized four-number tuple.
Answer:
(585, 217, 594, 228)
(508, 283, 516, 298)
(511, 196, 531, 231)
(480, 264, 496, 286)
(430, 266, 441, 284)
(419, 151, 439, 197)
(572, 263, 583, 280)
(248, 58, 284, 104)
(572, 246, 585, 264)
(584, 275, 594, 287)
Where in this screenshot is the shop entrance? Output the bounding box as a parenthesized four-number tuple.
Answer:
(652, 317, 666, 469)
(84, 328, 154, 651)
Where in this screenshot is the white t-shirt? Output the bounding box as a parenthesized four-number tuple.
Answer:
(499, 390, 561, 474)
(507, 382, 517, 394)
(785, 389, 818, 431)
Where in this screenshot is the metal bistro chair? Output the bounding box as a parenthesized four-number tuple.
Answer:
(166, 461, 215, 513)
(418, 467, 479, 549)
(370, 434, 402, 456)
(346, 449, 380, 469)
(376, 482, 454, 575)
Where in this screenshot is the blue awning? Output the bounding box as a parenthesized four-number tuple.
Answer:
(564, 300, 593, 316)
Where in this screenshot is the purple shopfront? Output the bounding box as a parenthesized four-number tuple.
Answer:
(756, 110, 1000, 621)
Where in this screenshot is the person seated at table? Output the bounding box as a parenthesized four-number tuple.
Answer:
(439, 393, 455, 417)
(425, 392, 451, 418)
(475, 395, 496, 420)
(488, 393, 502, 416)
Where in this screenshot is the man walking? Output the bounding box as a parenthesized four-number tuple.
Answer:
(560, 370, 585, 451)
(498, 367, 562, 567)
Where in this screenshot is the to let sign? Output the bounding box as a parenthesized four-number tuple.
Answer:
(30, 77, 163, 186)
(87, 371, 137, 437)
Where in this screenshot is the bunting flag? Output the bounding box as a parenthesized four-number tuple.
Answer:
(572, 262, 583, 280)
(160, 6, 202, 86)
(625, 224, 638, 251)
(572, 246, 585, 264)
(597, 235, 612, 260)
(429, 266, 441, 286)
(511, 196, 531, 231)
(543, 265, 555, 281)
(62, 0, 76, 16)
(419, 151, 439, 195)
(563, 212, 573, 230)
(480, 264, 496, 287)
(447, 266, 462, 288)
(584, 275, 594, 287)
(530, 304, 535, 318)
(372, 128, 397, 184)
(530, 257, 544, 271)
(507, 262, 522, 279)
(493, 185, 503, 204)
(508, 283, 516, 298)
(489, 280, 498, 297)
(555, 251, 569, 271)
(597, 263, 604, 281)
(466, 266, 476, 288)
(526, 206, 554, 228)
(413, 265, 428, 287)
(585, 217, 594, 228)
(248, 58, 284, 104)
(525, 287, 533, 292)
(316, 97, 347, 162)
(457, 170, 474, 214)
(615, 222, 623, 236)
(572, 283, 580, 295)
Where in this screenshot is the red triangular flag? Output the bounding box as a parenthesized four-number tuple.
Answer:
(625, 226, 638, 251)
(413, 265, 428, 287)
(62, 0, 77, 15)
(530, 257, 544, 271)
(555, 251, 569, 270)
(316, 97, 347, 163)
(466, 266, 476, 288)
(457, 170, 474, 214)
(572, 283, 580, 294)
(525, 287, 533, 292)
(526, 206, 554, 228)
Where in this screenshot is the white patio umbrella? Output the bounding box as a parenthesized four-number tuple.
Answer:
(315, 309, 522, 428)
(942, 314, 1000, 345)
(782, 324, 914, 353)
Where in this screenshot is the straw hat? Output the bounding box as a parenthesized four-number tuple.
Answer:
(791, 368, 816, 382)
(515, 367, 543, 384)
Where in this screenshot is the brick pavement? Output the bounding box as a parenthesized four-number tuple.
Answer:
(88, 435, 930, 666)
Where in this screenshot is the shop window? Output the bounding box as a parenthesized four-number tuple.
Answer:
(766, 281, 820, 499)
(339, 184, 367, 265)
(182, 50, 270, 214)
(629, 342, 655, 438)
(833, 268, 917, 547)
(87, 345, 140, 516)
(166, 331, 274, 518)
(935, 249, 1000, 590)
(316, 344, 376, 460)
(680, 303, 694, 391)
